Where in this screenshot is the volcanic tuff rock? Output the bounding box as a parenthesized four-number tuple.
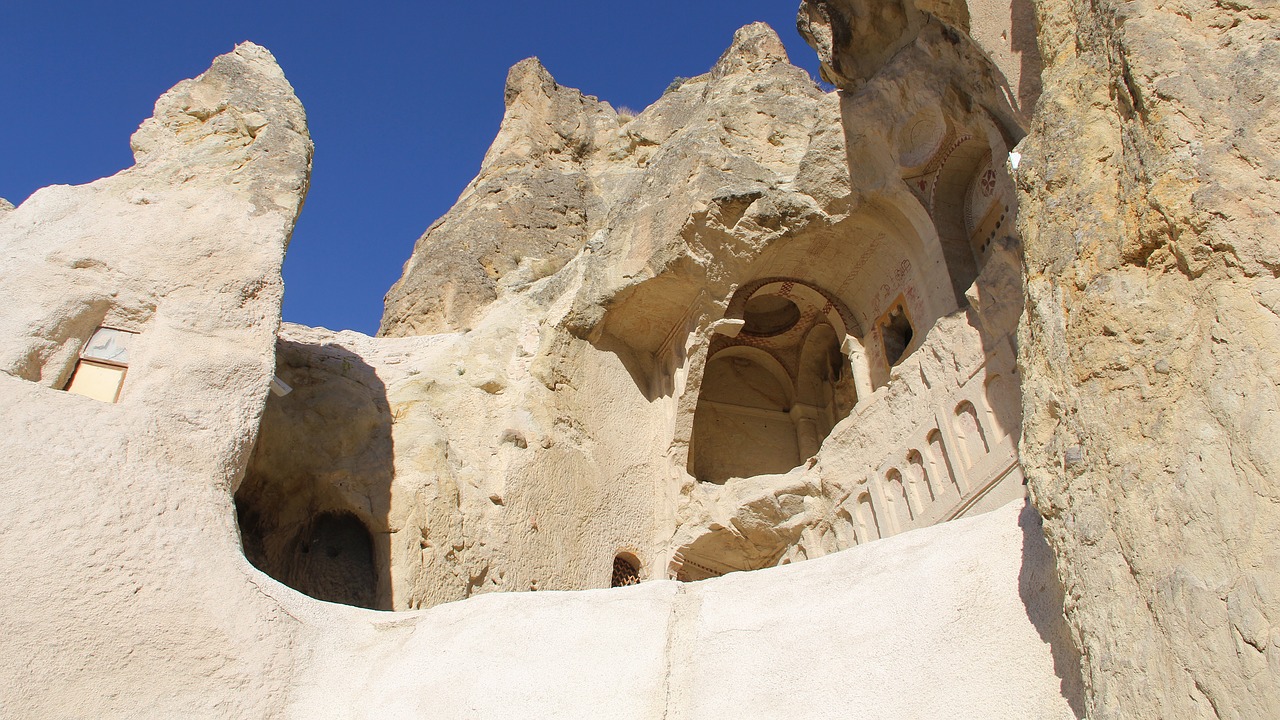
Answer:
(17, 0, 1278, 714)
(0, 32, 1079, 715)
(1, 16, 1089, 716)
(1016, 1, 1280, 717)
(249, 24, 863, 611)
(381, 23, 844, 337)
(0, 42, 312, 716)
(804, 0, 1280, 716)
(282, 19, 1033, 615)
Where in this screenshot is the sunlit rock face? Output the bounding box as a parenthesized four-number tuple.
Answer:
(0, 43, 313, 718)
(1015, 3, 1280, 719)
(17, 0, 1245, 712)
(806, 0, 1280, 717)
(289, 19, 1031, 612)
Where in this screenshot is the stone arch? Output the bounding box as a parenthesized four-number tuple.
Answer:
(611, 552, 642, 587)
(906, 448, 936, 503)
(689, 346, 798, 483)
(727, 277, 859, 340)
(885, 467, 913, 530)
(797, 323, 843, 406)
(982, 372, 1020, 442)
(690, 275, 862, 483)
(833, 508, 858, 547)
(926, 428, 962, 495)
(953, 400, 990, 469)
(853, 491, 880, 544)
(702, 345, 796, 402)
(933, 136, 994, 302)
(794, 322, 855, 457)
(875, 297, 915, 368)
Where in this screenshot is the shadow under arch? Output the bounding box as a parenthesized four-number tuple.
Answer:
(688, 345, 799, 484)
(234, 338, 394, 611)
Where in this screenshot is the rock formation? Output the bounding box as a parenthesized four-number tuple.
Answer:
(4, 0, 1274, 715)
(0, 18, 1083, 715)
(804, 0, 1280, 716)
(1016, 2, 1280, 717)
(0, 43, 312, 716)
(238, 21, 1030, 613)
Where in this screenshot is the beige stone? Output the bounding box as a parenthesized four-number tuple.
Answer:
(240, 22, 1032, 611)
(1013, 1, 1280, 717)
(0, 14, 1098, 720)
(0, 42, 311, 717)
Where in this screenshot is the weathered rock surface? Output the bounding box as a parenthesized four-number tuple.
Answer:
(802, 0, 1280, 716)
(382, 24, 843, 338)
(1015, 1, 1280, 717)
(0, 13, 1102, 719)
(289, 501, 1082, 719)
(257, 21, 1030, 612)
(0, 43, 312, 717)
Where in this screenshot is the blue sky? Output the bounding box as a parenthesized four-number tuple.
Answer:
(1, 2, 823, 335)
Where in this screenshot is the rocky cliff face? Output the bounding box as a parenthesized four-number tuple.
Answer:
(1015, 1, 1280, 717)
(381, 24, 842, 338)
(15, 1, 1274, 715)
(256, 20, 1033, 615)
(0, 32, 1080, 718)
(0, 43, 313, 717)
(800, 0, 1279, 716)
(255, 25, 873, 610)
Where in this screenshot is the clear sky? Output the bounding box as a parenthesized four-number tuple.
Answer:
(1, 2, 823, 336)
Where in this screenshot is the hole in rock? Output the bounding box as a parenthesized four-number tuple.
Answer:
(880, 303, 914, 367)
(233, 339, 392, 610)
(611, 554, 641, 587)
(690, 281, 857, 483)
(238, 503, 378, 610)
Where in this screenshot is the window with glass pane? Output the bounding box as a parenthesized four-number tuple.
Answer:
(65, 327, 137, 403)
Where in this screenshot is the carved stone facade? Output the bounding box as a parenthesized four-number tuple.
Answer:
(222, 21, 1032, 605)
(4, 0, 1271, 716)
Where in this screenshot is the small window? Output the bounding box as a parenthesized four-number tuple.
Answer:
(878, 300, 914, 367)
(611, 554, 641, 587)
(65, 327, 137, 403)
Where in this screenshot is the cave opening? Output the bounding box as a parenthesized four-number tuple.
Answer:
(690, 281, 858, 484)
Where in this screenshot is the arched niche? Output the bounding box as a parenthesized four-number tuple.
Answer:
(953, 400, 990, 469)
(934, 137, 1008, 302)
(854, 492, 881, 544)
(690, 276, 864, 484)
(795, 323, 855, 456)
(734, 207, 948, 340)
(689, 347, 799, 484)
(238, 504, 379, 610)
(611, 553, 642, 587)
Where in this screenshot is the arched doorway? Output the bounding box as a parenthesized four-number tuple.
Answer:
(689, 280, 860, 483)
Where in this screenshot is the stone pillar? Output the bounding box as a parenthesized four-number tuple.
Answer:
(842, 335, 874, 403)
(791, 404, 822, 460)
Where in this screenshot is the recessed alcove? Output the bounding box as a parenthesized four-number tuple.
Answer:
(611, 554, 642, 587)
(239, 505, 378, 609)
(878, 301, 914, 367)
(234, 338, 393, 610)
(689, 279, 859, 484)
